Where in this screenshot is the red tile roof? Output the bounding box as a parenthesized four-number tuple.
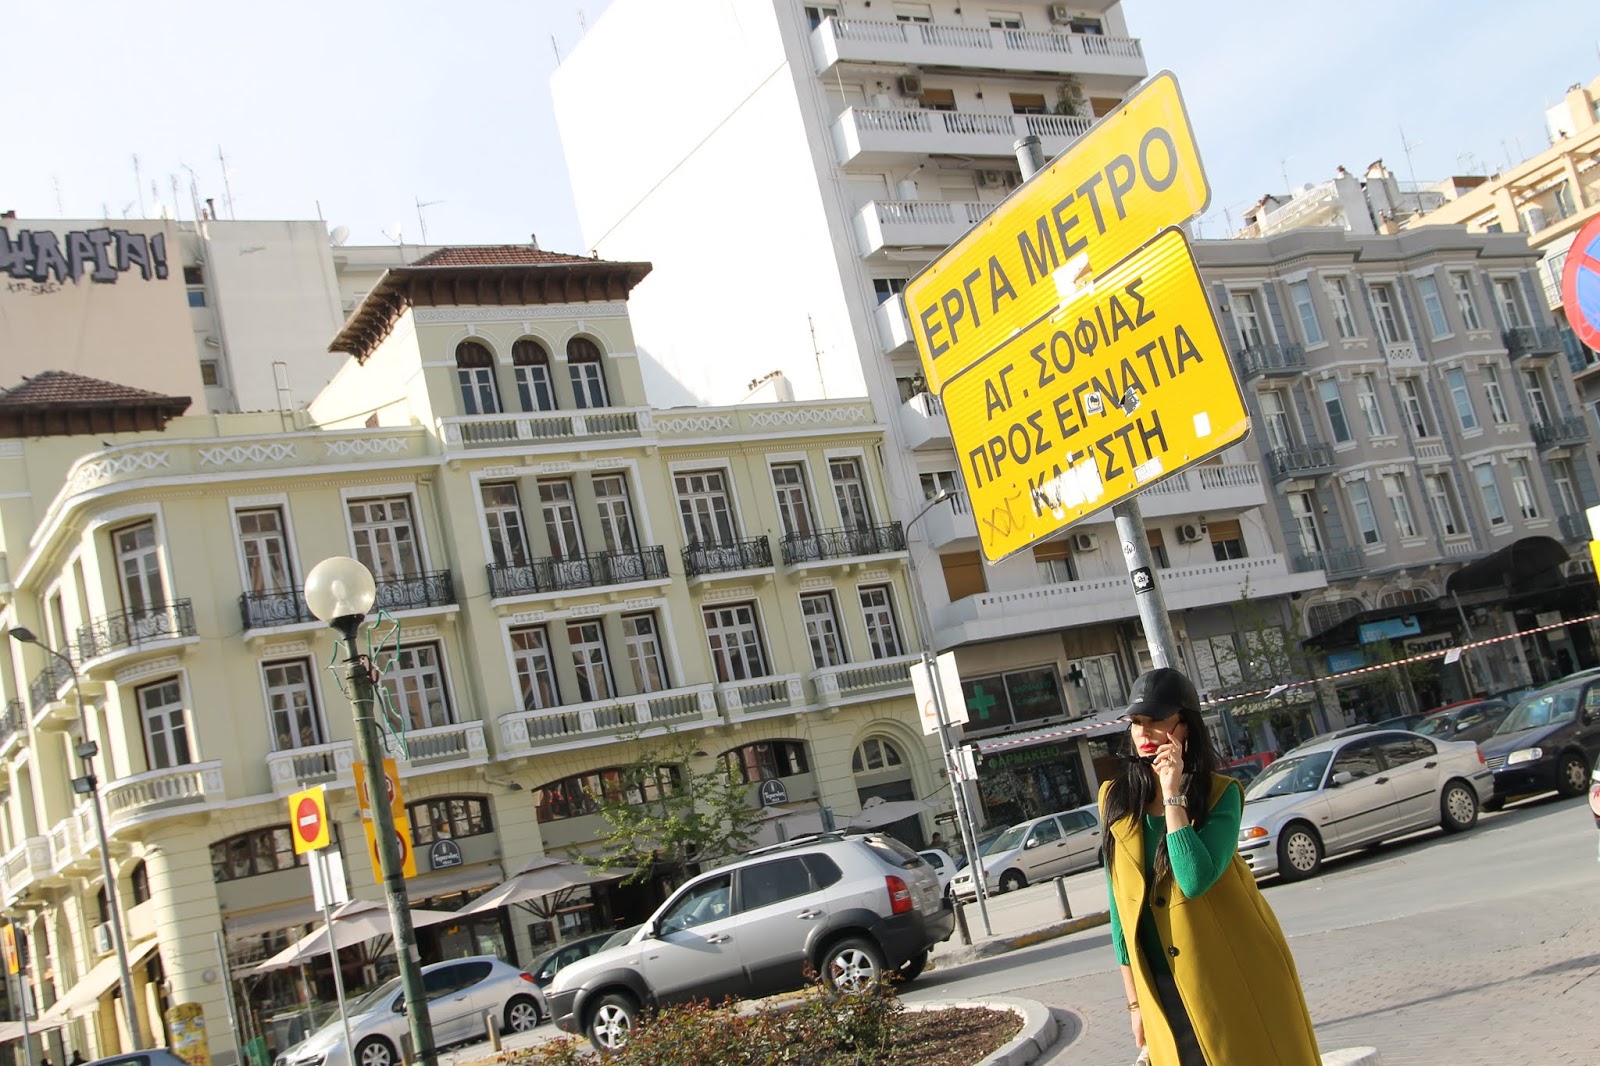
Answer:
(0, 371, 185, 407)
(409, 246, 596, 267)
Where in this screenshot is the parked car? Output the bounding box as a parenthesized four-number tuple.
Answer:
(1376, 713, 1429, 732)
(1414, 700, 1511, 745)
(1222, 750, 1280, 775)
(916, 847, 957, 894)
(1237, 729, 1491, 881)
(87, 1052, 191, 1066)
(948, 805, 1101, 899)
(530, 925, 641, 989)
(275, 956, 546, 1066)
(953, 826, 1011, 871)
(1221, 762, 1263, 787)
(547, 832, 953, 1051)
(1478, 678, 1600, 808)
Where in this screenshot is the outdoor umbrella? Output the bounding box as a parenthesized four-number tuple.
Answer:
(249, 898, 461, 973)
(847, 795, 935, 830)
(461, 857, 623, 917)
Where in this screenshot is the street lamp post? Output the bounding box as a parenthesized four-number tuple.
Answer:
(901, 490, 992, 936)
(7, 628, 141, 1050)
(302, 557, 436, 1066)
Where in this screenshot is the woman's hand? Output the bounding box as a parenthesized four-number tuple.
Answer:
(1130, 1004, 1145, 1048)
(1153, 736, 1184, 799)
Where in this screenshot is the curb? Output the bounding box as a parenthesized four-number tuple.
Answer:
(905, 996, 1058, 1066)
(1322, 1049, 1382, 1066)
(936, 910, 1112, 966)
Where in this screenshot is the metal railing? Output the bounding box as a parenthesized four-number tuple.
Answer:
(28, 659, 75, 709)
(239, 588, 317, 630)
(1234, 341, 1307, 378)
(487, 546, 668, 597)
(1531, 415, 1589, 448)
(76, 600, 197, 660)
(1503, 325, 1563, 359)
(371, 571, 456, 612)
(1559, 512, 1590, 541)
(1265, 443, 1336, 480)
(683, 537, 772, 577)
(1291, 547, 1366, 576)
(0, 700, 24, 748)
(781, 523, 906, 564)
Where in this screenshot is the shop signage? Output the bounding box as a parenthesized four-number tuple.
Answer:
(429, 839, 464, 870)
(758, 779, 789, 807)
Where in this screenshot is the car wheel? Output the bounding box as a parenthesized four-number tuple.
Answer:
(503, 993, 542, 1033)
(898, 948, 930, 983)
(353, 1037, 397, 1066)
(999, 869, 1027, 893)
(822, 936, 885, 994)
(586, 992, 638, 1052)
(1440, 779, 1479, 832)
(1557, 753, 1589, 797)
(1276, 823, 1323, 881)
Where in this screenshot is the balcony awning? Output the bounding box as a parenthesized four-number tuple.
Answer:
(1445, 535, 1568, 597)
(36, 937, 160, 1025)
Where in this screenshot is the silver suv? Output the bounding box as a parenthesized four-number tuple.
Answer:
(547, 832, 954, 1050)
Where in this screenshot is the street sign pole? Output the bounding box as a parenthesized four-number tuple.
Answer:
(1015, 135, 1183, 672)
(313, 850, 357, 1063)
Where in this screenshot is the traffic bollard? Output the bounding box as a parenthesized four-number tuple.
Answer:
(954, 898, 972, 946)
(485, 1011, 502, 1052)
(1055, 876, 1072, 919)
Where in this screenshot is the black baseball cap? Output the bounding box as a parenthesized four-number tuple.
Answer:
(1123, 668, 1200, 721)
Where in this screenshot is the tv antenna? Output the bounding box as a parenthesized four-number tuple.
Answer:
(217, 145, 236, 219)
(132, 154, 146, 217)
(415, 197, 444, 245)
(1398, 126, 1421, 188)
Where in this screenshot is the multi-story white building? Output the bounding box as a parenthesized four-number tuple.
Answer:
(552, 0, 1329, 776)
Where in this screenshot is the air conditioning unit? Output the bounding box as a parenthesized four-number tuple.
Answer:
(977, 169, 1019, 190)
(1047, 2, 1073, 26)
(1071, 531, 1099, 552)
(92, 923, 114, 956)
(897, 74, 924, 97)
(1177, 522, 1207, 544)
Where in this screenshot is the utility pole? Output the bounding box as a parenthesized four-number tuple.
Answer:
(1014, 135, 1182, 672)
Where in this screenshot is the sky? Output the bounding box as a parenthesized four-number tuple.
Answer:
(4, 1, 1598, 253)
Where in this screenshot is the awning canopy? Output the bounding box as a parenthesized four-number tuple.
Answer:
(1445, 536, 1569, 596)
(37, 937, 161, 1025)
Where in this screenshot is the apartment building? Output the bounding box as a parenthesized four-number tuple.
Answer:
(552, 0, 1330, 800)
(0, 214, 424, 414)
(1407, 75, 1600, 431)
(0, 246, 938, 1065)
(1197, 225, 1600, 718)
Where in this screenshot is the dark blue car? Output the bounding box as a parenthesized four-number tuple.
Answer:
(1477, 679, 1600, 808)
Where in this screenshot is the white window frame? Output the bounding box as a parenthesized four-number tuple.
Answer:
(137, 676, 193, 770)
(1445, 368, 1479, 431)
(1473, 463, 1508, 527)
(622, 613, 669, 693)
(771, 462, 816, 538)
(512, 339, 557, 412)
(263, 658, 326, 750)
(702, 602, 771, 682)
(1509, 458, 1539, 520)
(1318, 378, 1352, 443)
(1347, 480, 1381, 545)
(1370, 283, 1407, 345)
(800, 591, 848, 669)
(675, 468, 740, 546)
(115, 519, 167, 617)
(510, 625, 559, 710)
(1324, 276, 1358, 339)
(1287, 492, 1323, 556)
(481, 481, 531, 568)
(1399, 378, 1431, 438)
(347, 494, 424, 580)
(382, 642, 455, 730)
(1424, 473, 1462, 536)
(1355, 374, 1387, 436)
(1382, 474, 1419, 538)
(538, 479, 587, 561)
(567, 620, 615, 703)
(1482, 365, 1511, 424)
(594, 475, 639, 555)
(1230, 290, 1266, 348)
(1522, 369, 1552, 424)
(1493, 277, 1528, 329)
(1289, 280, 1323, 346)
(857, 584, 904, 659)
(829, 456, 874, 530)
(1449, 272, 1482, 331)
(1551, 459, 1580, 516)
(1258, 389, 1294, 450)
(235, 505, 295, 596)
(1416, 275, 1450, 338)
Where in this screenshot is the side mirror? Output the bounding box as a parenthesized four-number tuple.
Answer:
(1330, 771, 1353, 787)
(1022, 838, 1038, 849)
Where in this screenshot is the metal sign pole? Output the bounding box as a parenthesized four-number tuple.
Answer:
(314, 851, 357, 1063)
(1015, 134, 1183, 673)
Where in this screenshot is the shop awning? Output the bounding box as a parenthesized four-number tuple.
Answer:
(0, 1019, 48, 1041)
(1445, 536, 1568, 596)
(407, 861, 503, 903)
(37, 937, 160, 1025)
(223, 900, 322, 939)
(971, 714, 1126, 754)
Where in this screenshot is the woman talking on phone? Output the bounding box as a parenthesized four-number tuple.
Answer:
(1100, 667, 1319, 1065)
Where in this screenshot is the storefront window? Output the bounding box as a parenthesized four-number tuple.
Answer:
(975, 741, 1089, 827)
(960, 667, 1067, 732)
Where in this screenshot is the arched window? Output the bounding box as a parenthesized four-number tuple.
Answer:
(567, 337, 609, 409)
(534, 765, 680, 823)
(722, 740, 810, 784)
(209, 826, 307, 882)
(851, 737, 904, 774)
(1306, 598, 1364, 636)
(512, 339, 556, 412)
(408, 795, 494, 845)
(455, 340, 501, 415)
(1379, 586, 1432, 608)
(129, 860, 151, 904)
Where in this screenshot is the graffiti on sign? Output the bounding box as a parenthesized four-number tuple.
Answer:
(0, 227, 170, 287)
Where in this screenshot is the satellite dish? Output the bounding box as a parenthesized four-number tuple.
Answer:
(382, 222, 404, 244)
(329, 225, 350, 246)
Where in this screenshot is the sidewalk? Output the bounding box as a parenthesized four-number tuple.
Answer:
(931, 866, 1111, 967)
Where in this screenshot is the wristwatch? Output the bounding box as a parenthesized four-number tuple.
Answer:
(1163, 796, 1186, 807)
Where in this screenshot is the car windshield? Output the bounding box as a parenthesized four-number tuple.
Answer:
(1496, 690, 1579, 733)
(989, 824, 1030, 854)
(1413, 715, 1453, 737)
(602, 924, 642, 949)
(1245, 752, 1332, 799)
(348, 976, 400, 1015)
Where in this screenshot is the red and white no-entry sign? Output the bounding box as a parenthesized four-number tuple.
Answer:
(289, 785, 332, 853)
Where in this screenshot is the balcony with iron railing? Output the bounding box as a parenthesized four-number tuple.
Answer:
(1233, 341, 1307, 380)
(856, 199, 997, 258)
(781, 523, 906, 565)
(372, 571, 457, 612)
(810, 16, 1146, 81)
(1290, 546, 1366, 577)
(0, 700, 25, 757)
(833, 106, 1092, 169)
(1503, 325, 1563, 360)
(28, 659, 75, 714)
(1265, 443, 1337, 482)
(1531, 414, 1589, 449)
(1558, 512, 1591, 542)
(239, 588, 317, 631)
(683, 537, 772, 578)
(487, 546, 669, 599)
(76, 600, 197, 662)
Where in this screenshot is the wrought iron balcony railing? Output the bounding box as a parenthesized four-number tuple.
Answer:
(1265, 442, 1337, 481)
(1234, 341, 1307, 379)
(76, 600, 196, 660)
(1503, 325, 1563, 359)
(28, 659, 75, 709)
(0, 699, 26, 746)
(683, 537, 772, 577)
(1291, 547, 1366, 576)
(781, 523, 906, 564)
(1558, 512, 1590, 542)
(239, 588, 317, 630)
(487, 546, 668, 598)
(1531, 415, 1589, 449)
(372, 571, 456, 612)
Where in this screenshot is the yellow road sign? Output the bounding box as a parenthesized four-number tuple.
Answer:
(941, 227, 1247, 563)
(905, 70, 1209, 392)
(288, 785, 332, 854)
(363, 810, 419, 882)
(353, 757, 405, 822)
(2, 924, 19, 975)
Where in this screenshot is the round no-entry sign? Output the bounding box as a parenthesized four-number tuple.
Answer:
(1561, 215, 1600, 352)
(289, 786, 332, 853)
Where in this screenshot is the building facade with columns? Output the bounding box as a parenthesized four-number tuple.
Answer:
(0, 247, 938, 1065)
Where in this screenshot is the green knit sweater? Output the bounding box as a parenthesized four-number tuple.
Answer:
(1106, 785, 1244, 973)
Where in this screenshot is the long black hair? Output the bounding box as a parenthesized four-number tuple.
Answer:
(1101, 704, 1221, 886)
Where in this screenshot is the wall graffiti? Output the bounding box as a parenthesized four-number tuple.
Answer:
(0, 227, 169, 286)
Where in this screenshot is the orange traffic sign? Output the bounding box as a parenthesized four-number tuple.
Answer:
(363, 810, 418, 882)
(353, 757, 405, 822)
